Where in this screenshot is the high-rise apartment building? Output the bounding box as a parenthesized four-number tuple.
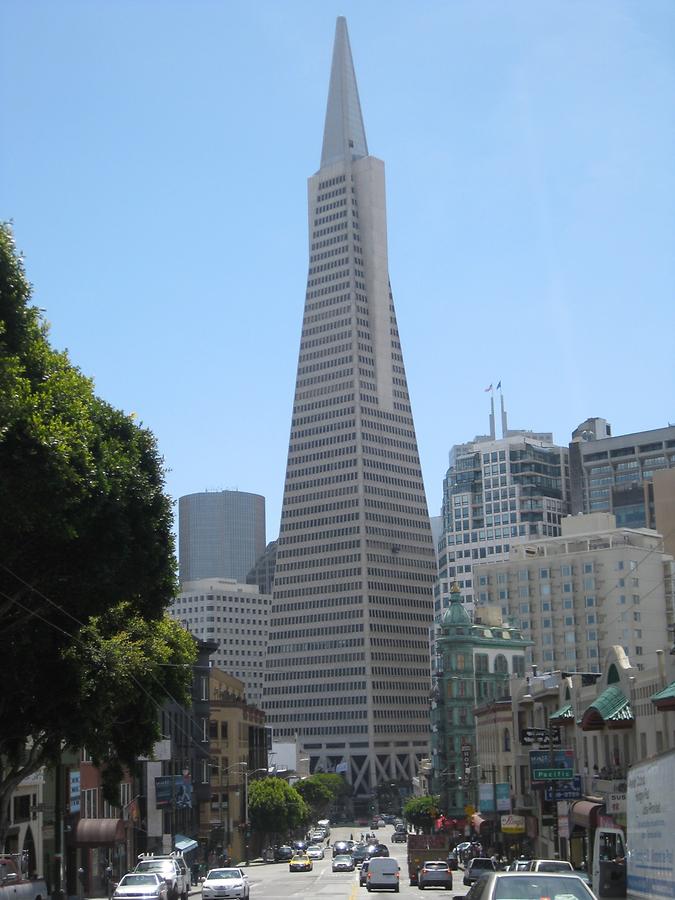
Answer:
(435, 397, 569, 617)
(170, 578, 270, 708)
(569, 418, 675, 529)
(264, 18, 436, 795)
(474, 512, 675, 674)
(179, 490, 266, 585)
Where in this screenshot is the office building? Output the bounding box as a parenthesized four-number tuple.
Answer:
(569, 419, 675, 528)
(264, 18, 436, 796)
(246, 540, 277, 596)
(474, 512, 675, 674)
(179, 490, 266, 584)
(435, 395, 569, 617)
(171, 579, 270, 708)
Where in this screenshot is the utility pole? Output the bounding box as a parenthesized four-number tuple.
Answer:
(492, 764, 498, 855)
(549, 717, 559, 859)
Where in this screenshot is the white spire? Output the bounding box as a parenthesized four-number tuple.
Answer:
(320, 17, 368, 168)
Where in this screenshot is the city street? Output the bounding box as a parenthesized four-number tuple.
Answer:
(234, 826, 471, 900)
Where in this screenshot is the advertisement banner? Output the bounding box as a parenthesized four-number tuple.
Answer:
(155, 773, 193, 809)
(479, 782, 511, 812)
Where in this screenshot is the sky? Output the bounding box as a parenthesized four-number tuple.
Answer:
(2, 0, 674, 546)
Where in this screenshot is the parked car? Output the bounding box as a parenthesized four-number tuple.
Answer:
(463, 858, 496, 886)
(289, 854, 312, 873)
(201, 869, 249, 900)
(459, 871, 596, 900)
(274, 845, 293, 862)
(333, 855, 356, 873)
(113, 873, 168, 900)
(359, 861, 371, 887)
(366, 857, 400, 892)
(307, 845, 325, 860)
(417, 860, 453, 891)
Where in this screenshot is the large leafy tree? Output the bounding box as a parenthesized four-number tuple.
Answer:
(294, 776, 333, 821)
(403, 795, 440, 833)
(247, 778, 308, 839)
(0, 224, 196, 847)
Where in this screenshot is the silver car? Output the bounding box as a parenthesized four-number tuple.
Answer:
(113, 873, 168, 900)
(201, 868, 249, 900)
(459, 871, 597, 900)
(417, 860, 453, 890)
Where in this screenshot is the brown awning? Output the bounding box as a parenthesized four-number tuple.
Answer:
(72, 818, 126, 846)
(569, 800, 603, 829)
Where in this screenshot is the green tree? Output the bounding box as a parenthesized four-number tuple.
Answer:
(247, 778, 308, 840)
(403, 795, 440, 833)
(295, 777, 333, 821)
(0, 224, 196, 847)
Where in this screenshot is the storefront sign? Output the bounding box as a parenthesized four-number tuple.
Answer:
(520, 727, 561, 746)
(501, 814, 525, 834)
(461, 742, 472, 773)
(607, 792, 626, 814)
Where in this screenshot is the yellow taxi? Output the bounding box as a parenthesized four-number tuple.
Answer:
(289, 853, 313, 872)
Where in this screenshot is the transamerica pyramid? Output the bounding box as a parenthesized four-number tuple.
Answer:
(264, 18, 436, 797)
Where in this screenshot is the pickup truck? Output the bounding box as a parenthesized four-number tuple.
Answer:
(0, 857, 48, 900)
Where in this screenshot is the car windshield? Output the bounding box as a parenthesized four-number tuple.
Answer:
(206, 870, 240, 881)
(335, 856, 351, 862)
(120, 876, 157, 886)
(137, 863, 173, 874)
(537, 862, 572, 872)
(493, 874, 593, 900)
(425, 863, 447, 870)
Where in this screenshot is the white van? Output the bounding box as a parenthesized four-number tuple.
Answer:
(366, 857, 400, 892)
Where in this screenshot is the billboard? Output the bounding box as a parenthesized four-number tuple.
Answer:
(155, 773, 193, 809)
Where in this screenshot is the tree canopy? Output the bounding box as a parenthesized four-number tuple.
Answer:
(247, 778, 308, 838)
(402, 795, 441, 833)
(0, 224, 196, 846)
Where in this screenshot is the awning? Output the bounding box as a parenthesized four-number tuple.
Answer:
(175, 834, 198, 853)
(581, 685, 634, 730)
(651, 680, 675, 711)
(569, 800, 603, 829)
(72, 818, 126, 846)
(549, 702, 574, 722)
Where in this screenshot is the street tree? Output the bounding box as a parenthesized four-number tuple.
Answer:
(403, 795, 441, 833)
(247, 778, 308, 840)
(294, 777, 333, 821)
(0, 224, 196, 848)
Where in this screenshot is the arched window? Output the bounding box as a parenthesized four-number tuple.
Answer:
(494, 654, 508, 674)
(503, 728, 511, 752)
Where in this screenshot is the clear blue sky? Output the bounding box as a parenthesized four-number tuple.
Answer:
(2, 1, 674, 543)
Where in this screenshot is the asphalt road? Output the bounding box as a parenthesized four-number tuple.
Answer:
(235, 825, 472, 900)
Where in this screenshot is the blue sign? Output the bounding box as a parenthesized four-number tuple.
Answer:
(69, 770, 81, 814)
(529, 749, 575, 782)
(544, 776, 582, 801)
(479, 782, 511, 812)
(155, 774, 193, 809)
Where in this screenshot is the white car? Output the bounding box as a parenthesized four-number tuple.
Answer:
(201, 868, 249, 900)
(307, 845, 325, 860)
(114, 873, 168, 900)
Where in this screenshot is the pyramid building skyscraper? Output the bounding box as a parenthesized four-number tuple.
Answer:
(264, 18, 436, 795)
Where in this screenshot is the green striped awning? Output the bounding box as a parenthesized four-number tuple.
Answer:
(651, 681, 675, 711)
(549, 702, 574, 722)
(581, 685, 634, 730)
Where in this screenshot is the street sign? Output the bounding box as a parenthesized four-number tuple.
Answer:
(520, 727, 561, 747)
(464, 804, 475, 816)
(544, 776, 582, 801)
(529, 749, 575, 783)
(532, 768, 575, 781)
